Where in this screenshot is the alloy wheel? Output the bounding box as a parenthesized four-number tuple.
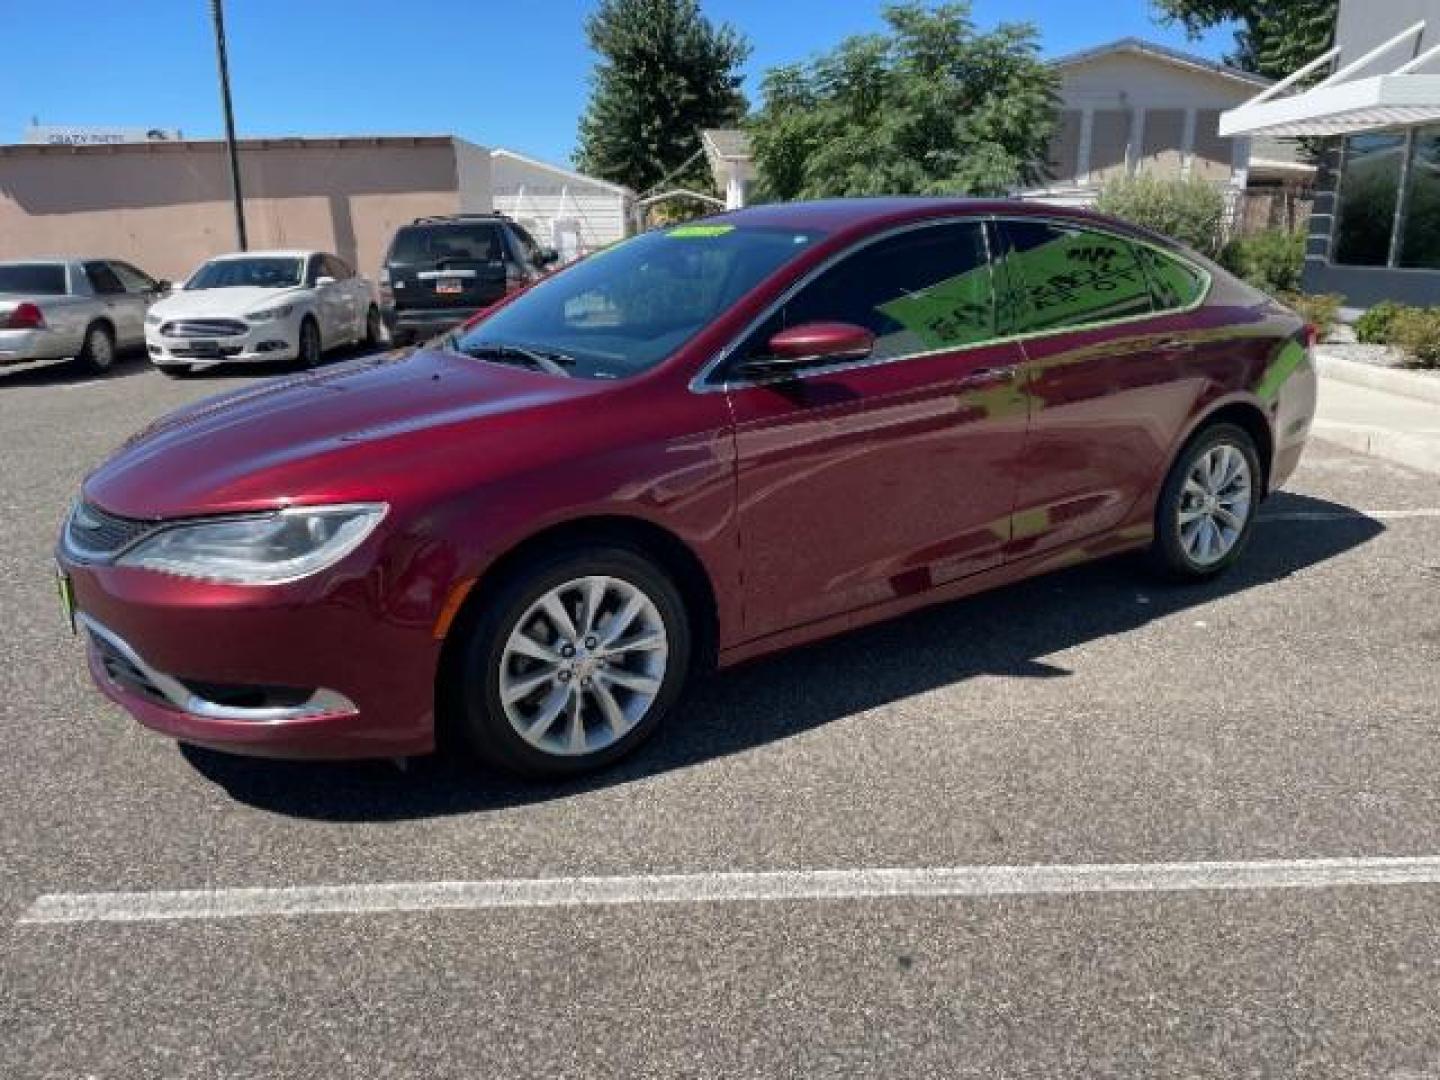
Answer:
(88, 328, 113, 370)
(498, 575, 669, 757)
(1178, 442, 1253, 567)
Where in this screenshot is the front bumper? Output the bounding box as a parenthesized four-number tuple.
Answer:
(61, 554, 441, 760)
(145, 323, 298, 366)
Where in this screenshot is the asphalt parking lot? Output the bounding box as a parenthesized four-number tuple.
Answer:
(3, 352, 1440, 1078)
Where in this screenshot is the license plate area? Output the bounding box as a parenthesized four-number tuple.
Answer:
(434, 279, 464, 295)
(185, 340, 221, 355)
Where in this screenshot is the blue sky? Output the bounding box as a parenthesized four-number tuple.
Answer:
(0, 0, 1235, 165)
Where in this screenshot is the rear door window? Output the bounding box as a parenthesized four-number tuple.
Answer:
(108, 261, 158, 293)
(388, 222, 503, 266)
(0, 264, 68, 294)
(1135, 245, 1208, 311)
(994, 221, 1154, 335)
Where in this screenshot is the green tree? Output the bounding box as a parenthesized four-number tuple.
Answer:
(575, 0, 750, 194)
(748, 3, 1058, 201)
(1152, 0, 1338, 79)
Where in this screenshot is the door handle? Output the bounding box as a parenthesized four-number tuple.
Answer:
(958, 365, 1019, 389)
(1155, 338, 1194, 353)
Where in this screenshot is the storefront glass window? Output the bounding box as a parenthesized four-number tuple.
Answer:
(1333, 132, 1406, 267)
(1399, 125, 1440, 269)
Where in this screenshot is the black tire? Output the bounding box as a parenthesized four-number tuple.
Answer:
(449, 545, 692, 779)
(297, 315, 322, 369)
(73, 322, 116, 375)
(159, 364, 193, 379)
(1149, 422, 1262, 581)
(363, 305, 382, 349)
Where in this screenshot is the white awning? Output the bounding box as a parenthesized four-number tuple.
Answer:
(1221, 20, 1440, 138)
(1221, 74, 1440, 137)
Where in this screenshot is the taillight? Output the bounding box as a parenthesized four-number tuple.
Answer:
(5, 302, 45, 330)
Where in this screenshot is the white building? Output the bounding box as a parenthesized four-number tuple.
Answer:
(491, 148, 635, 261)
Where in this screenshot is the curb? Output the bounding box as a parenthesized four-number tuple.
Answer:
(1312, 422, 1440, 476)
(1315, 354, 1440, 407)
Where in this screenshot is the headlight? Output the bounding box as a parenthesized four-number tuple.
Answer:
(118, 504, 387, 584)
(247, 303, 295, 322)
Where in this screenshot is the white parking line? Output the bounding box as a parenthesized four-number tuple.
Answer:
(1259, 509, 1440, 521)
(20, 856, 1440, 925)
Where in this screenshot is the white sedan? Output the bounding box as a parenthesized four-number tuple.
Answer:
(145, 250, 382, 375)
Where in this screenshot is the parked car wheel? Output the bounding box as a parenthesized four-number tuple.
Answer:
(363, 305, 382, 349)
(73, 322, 116, 375)
(1150, 422, 1261, 581)
(452, 545, 692, 778)
(297, 316, 322, 369)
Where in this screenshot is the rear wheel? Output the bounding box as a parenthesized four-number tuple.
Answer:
(73, 322, 116, 375)
(1149, 422, 1261, 580)
(450, 546, 691, 778)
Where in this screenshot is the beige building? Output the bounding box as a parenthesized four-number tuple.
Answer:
(1027, 38, 1287, 206)
(0, 135, 493, 282)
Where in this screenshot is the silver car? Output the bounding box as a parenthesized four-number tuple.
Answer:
(0, 258, 167, 375)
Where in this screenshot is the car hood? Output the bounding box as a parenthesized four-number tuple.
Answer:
(84, 348, 604, 518)
(151, 286, 306, 320)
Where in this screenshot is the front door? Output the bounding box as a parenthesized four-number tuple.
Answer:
(722, 220, 1029, 642)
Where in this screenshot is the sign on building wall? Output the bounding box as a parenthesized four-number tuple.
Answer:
(24, 125, 184, 146)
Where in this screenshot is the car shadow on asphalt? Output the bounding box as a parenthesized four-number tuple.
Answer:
(180, 490, 1384, 821)
(0, 351, 153, 388)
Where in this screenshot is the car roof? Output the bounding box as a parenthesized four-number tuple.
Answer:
(205, 250, 316, 261)
(707, 197, 1181, 251)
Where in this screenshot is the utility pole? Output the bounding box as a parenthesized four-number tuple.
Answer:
(210, 0, 247, 250)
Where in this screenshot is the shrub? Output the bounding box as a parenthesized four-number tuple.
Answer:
(1281, 293, 1343, 340)
(1095, 175, 1226, 256)
(1219, 230, 1304, 294)
(1385, 307, 1440, 368)
(1354, 300, 1406, 345)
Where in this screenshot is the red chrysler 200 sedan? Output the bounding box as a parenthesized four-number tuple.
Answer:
(57, 199, 1317, 777)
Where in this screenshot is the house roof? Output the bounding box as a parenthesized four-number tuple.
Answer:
(1049, 37, 1273, 89)
(701, 129, 751, 161)
(491, 148, 634, 197)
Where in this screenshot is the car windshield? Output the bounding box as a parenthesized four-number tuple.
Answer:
(389, 222, 503, 265)
(452, 223, 825, 380)
(0, 263, 67, 295)
(187, 257, 304, 290)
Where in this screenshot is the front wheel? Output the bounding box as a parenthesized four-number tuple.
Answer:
(1149, 422, 1261, 580)
(73, 322, 116, 375)
(450, 546, 692, 778)
(296, 316, 322, 369)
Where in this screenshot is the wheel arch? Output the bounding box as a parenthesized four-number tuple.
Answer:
(434, 513, 721, 747)
(1174, 397, 1275, 498)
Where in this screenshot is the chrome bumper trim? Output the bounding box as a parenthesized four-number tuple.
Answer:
(78, 613, 357, 723)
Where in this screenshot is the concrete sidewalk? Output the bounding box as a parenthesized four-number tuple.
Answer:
(1314, 374, 1440, 476)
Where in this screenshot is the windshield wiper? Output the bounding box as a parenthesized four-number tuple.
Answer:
(447, 340, 577, 377)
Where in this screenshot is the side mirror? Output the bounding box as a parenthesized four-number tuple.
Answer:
(154, 279, 172, 294)
(314, 275, 337, 288)
(738, 321, 876, 379)
(537, 247, 561, 267)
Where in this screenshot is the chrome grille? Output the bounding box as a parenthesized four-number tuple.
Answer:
(161, 319, 248, 338)
(64, 502, 155, 560)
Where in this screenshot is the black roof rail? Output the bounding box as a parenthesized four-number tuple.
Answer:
(408, 212, 514, 225)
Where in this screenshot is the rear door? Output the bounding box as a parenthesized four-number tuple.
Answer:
(993, 218, 1209, 559)
(324, 255, 363, 340)
(386, 220, 509, 316)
